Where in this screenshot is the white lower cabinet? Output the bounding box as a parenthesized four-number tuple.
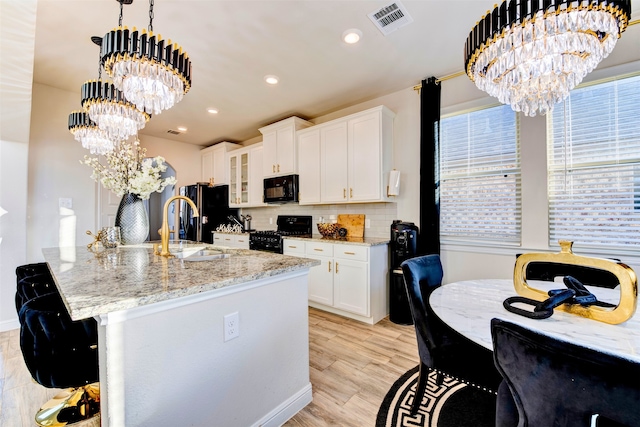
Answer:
(213, 233, 250, 249)
(283, 239, 388, 324)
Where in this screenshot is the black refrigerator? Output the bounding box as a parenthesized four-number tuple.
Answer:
(179, 184, 238, 243)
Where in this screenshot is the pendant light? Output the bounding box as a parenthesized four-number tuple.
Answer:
(101, 0, 192, 115)
(81, 35, 150, 142)
(68, 110, 115, 155)
(464, 0, 631, 117)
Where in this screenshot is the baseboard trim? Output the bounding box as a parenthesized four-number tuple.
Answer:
(308, 302, 376, 324)
(253, 383, 312, 427)
(0, 318, 19, 333)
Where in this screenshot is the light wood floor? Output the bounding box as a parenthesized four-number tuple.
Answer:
(0, 307, 419, 427)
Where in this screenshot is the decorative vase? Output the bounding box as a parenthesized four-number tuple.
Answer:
(115, 193, 149, 245)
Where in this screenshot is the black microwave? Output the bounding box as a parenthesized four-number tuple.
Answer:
(264, 174, 299, 203)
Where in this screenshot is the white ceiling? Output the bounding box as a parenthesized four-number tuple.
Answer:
(33, 0, 639, 147)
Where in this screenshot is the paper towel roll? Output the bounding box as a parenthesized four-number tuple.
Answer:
(388, 170, 401, 196)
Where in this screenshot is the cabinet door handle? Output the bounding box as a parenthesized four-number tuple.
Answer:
(336, 262, 339, 273)
(238, 239, 245, 243)
(272, 164, 276, 173)
(344, 251, 356, 255)
(343, 188, 346, 199)
(288, 245, 297, 249)
(224, 238, 232, 241)
(277, 164, 280, 172)
(314, 248, 324, 252)
(328, 261, 331, 272)
(350, 188, 353, 198)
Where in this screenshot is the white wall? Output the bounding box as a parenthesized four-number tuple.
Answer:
(140, 134, 202, 191)
(27, 84, 98, 262)
(0, 0, 37, 332)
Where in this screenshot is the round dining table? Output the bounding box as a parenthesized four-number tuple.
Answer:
(429, 279, 640, 363)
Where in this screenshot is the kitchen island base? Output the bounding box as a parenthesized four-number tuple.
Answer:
(97, 270, 311, 427)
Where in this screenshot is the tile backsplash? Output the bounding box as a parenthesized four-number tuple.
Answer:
(241, 203, 398, 238)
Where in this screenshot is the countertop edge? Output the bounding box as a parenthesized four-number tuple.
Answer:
(283, 235, 389, 246)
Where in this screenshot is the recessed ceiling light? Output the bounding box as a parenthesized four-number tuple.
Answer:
(177, 126, 187, 132)
(342, 29, 362, 44)
(264, 75, 279, 85)
(207, 108, 219, 114)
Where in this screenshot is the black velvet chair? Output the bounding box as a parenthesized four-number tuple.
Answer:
(401, 254, 501, 415)
(19, 292, 100, 426)
(491, 318, 640, 427)
(15, 272, 58, 314)
(16, 262, 50, 281)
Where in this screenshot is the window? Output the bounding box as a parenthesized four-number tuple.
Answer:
(440, 104, 521, 244)
(548, 74, 640, 249)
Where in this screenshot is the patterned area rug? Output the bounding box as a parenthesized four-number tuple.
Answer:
(376, 366, 497, 427)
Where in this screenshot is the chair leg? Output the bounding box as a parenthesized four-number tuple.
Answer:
(411, 363, 430, 415)
(35, 383, 100, 427)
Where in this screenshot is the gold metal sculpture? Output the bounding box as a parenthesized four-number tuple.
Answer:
(513, 240, 637, 324)
(86, 229, 105, 250)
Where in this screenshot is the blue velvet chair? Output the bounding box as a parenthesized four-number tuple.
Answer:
(491, 318, 640, 427)
(19, 292, 100, 426)
(401, 254, 501, 415)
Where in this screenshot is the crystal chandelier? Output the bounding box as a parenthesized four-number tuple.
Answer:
(68, 111, 116, 155)
(81, 79, 149, 141)
(464, 0, 631, 117)
(101, 0, 192, 115)
(80, 35, 150, 142)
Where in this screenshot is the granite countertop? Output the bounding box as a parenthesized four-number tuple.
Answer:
(284, 235, 389, 247)
(42, 243, 320, 321)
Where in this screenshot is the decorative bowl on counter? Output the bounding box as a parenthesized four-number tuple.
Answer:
(317, 222, 340, 237)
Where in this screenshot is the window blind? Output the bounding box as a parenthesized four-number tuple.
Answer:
(440, 104, 521, 243)
(548, 74, 640, 249)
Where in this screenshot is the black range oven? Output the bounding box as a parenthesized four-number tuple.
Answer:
(249, 215, 312, 253)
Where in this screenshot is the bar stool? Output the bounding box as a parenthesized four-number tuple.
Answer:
(19, 292, 100, 426)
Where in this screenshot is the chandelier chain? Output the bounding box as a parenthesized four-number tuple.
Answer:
(148, 0, 154, 32)
(118, 0, 123, 27)
(97, 48, 102, 80)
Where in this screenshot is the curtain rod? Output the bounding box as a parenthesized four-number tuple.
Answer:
(414, 19, 640, 93)
(413, 71, 465, 92)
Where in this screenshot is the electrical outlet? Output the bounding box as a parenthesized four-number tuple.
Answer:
(365, 219, 371, 229)
(269, 217, 273, 225)
(59, 198, 72, 209)
(224, 312, 239, 342)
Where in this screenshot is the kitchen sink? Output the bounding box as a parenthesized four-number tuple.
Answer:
(177, 249, 230, 261)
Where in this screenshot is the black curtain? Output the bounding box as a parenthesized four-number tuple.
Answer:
(418, 77, 441, 255)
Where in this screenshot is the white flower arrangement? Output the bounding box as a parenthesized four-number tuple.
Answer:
(82, 139, 177, 200)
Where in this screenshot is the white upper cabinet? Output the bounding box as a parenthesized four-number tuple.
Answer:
(297, 129, 321, 205)
(320, 121, 349, 203)
(297, 105, 395, 205)
(348, 111, 383, 202)
(200, 142, 240, 185)
(259, 117, 313, 178)
(228, 148, 250, 207)
(227, 144, 266, 208)
(249, 144, 267, 207)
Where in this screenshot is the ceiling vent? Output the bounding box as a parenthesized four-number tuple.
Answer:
(166, 129, 181, 135)
(367, 1, 413, 36)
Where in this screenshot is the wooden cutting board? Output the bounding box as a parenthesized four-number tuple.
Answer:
(337, 214, 365, 238)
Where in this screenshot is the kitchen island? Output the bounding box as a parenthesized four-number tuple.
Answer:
(42, 244, 320, 427)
